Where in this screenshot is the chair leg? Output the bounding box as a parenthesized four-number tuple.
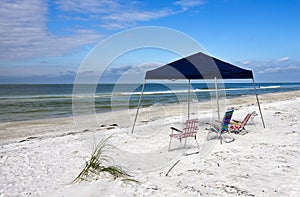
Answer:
(168, 129, 175, 151)
(195, 136, 200, 149)
(239, 130, 248, 135)
(206, 131, 211, 141)
(180, 138, 188, 156)
(207, 126, 219, 141)
(222, 131, 235, 143)
(223, 137, 235, 143)
(168, 137, 172, 151)
(184, 137, 188, 149)
(179, 138, 184, 150)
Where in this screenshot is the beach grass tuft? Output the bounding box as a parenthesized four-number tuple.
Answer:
(72, 135, 136, 183)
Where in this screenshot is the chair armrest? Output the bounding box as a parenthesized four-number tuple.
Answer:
(214, 120, 222, 123)
(206, 123, 219, 132)
(206, 122, 218, 127)
(170, 127, 183, 133)
(206, 122, 220, 131)
(231, 119, 241, 123)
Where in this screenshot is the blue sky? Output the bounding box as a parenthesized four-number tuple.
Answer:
(0, 0, 299, 83)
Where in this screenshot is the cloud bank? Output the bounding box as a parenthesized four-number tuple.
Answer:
(0, 0, 103, 60)
(0, 0, 205, 60)
(236, 58, 300, 82)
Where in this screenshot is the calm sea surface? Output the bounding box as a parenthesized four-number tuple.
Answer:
(0, 83, 300, 123)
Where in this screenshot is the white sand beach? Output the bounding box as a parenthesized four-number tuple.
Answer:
(0, 91, 299, 196)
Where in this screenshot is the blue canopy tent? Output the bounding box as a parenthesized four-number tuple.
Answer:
(132, 51, 265, 134)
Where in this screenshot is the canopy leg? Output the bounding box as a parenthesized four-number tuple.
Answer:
(131, 80, 146, 134)
(252, 78, 266, 128)
(215, 77, 221, 143)
(215, 77, 220, 121)
(188, 79, 191, 120)
(184, 79, 191, 149)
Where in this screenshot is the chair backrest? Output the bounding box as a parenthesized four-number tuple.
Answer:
(240, 113, 252, 128)
(221, 109, 234, 132)
(183, 119, 199, 133)
(250, 111, 257, 121)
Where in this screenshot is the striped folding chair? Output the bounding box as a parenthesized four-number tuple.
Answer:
(230, 111, 257, 135)
(207, 109, 235, 144)
(168, 118, 199, 151)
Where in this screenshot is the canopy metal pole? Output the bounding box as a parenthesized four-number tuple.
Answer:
(188, 79, 191, 120)
(184, 79, 191, 150)
(215, 77, 220, 121)
(131, 80, 146, 134)
(252, 78, 266, 128)
(215, 77, 222, 144)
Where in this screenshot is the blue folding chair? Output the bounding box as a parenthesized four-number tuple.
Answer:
(207, 109, 235, 144)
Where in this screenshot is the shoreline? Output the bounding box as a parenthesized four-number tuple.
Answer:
(1, 89, 300, 145)
(0, 90, 300, 144)
(1, 83, 300, 124)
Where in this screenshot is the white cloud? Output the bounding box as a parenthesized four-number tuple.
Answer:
(54, 0, 121, 14)
(0, 65, 76, 77)
(235, 58, 300, 81)
(103, 63, 161, 83)
(0, 0, 46, 59)
(242, 61, 251, 65)
(278, 57, 290, 62)
(103, 9, 173, 22)
(0, 0, 205, 60)
(54, 0, 200, 30)
(0, 0, 103, 60)
(257, 64, 300, 74)
(101, 9, 174, 29)
(175, 0, 205, 11)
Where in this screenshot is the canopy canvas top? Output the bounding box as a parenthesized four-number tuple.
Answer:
(145, 51, 253, 80)
(132, 51, 265, 136)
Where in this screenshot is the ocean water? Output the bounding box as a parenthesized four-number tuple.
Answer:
(0, 83, 300, 123)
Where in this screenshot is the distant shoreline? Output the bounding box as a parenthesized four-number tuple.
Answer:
(0, 81, 300, 85)
(1, 89, 300, 145)
(0, 82, 300, 122)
